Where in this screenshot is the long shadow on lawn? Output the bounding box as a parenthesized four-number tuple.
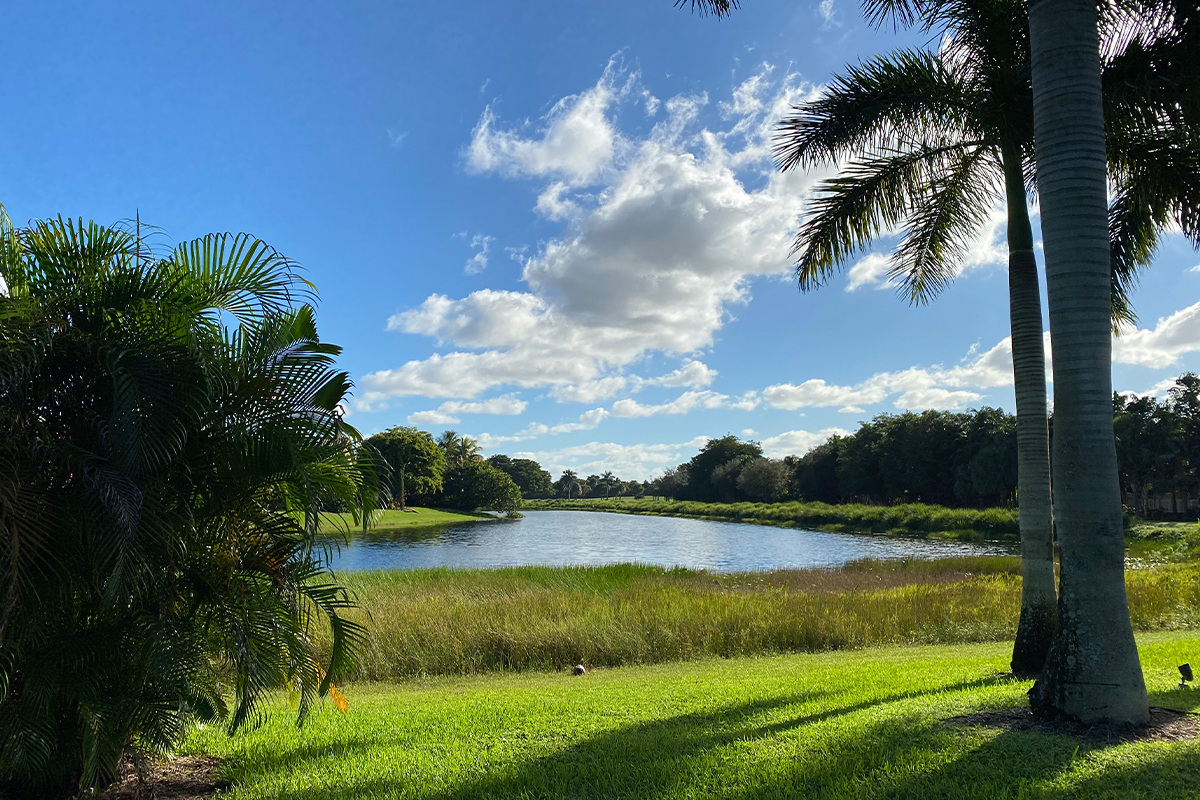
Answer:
(245, 676, 1008, 800)
(236, 679, 1198, 800)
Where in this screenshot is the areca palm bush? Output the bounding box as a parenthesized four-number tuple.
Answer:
(0, 214, 380, 794)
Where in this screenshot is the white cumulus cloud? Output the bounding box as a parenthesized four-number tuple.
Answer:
(1111, 300, 1200, 369)
(760, 427, 852, 458)
(406, 394, 528, 426)
(361, 61, 825, 405)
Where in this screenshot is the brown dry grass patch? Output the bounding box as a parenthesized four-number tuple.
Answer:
(96, 756, 225, 800)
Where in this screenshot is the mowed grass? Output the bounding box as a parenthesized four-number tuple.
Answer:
(318, 507, 494, 534)
(522, 498, 1021, 541)
(324, 559, 1200, 679)
(185, 633, 1200, 799)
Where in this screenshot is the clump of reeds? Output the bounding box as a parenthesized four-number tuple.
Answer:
(318, 559, 1198, 680)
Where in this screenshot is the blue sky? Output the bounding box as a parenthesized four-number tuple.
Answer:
(3, 1, 1198, 480)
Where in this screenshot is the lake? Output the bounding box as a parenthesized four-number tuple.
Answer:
(327, 510, 1010, 573)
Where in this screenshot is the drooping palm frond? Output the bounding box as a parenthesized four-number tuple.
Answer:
(793, 140, 986, 291)
(674, 0, 740, 17)
(775, 50, 978, 171)
(890, 145, 1000, 303)
(1107, 123, 1200, 328)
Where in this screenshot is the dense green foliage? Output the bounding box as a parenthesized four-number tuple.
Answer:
(186, 634, 1200, 799)
(441, 461, 522, 513)
(488, 454, 554, 498)
(0, 217, 376, 794)
(364, 427, 445, 509)
(679, 435, 764, 502)
(317, 559, 1197, 680)
(524, 498, 1019, 539)
(1115, 374, 1200, 516)
(791, 409, 1018, 507)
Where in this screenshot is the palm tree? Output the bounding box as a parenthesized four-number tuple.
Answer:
(454, 435, 483, 467)
(772, 0, 1059, 675)
(0, 217, 379, 790)
(436, 429, 462, 454)
(601, 470, 617, 498)
(435, 430, 483, 469)
(681, 0, 1195, 714)
(1022, 0, 1146, 722)
(558, 469, 581, 499)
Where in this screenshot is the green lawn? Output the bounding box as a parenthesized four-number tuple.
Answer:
(187, 633, 1200, 799)
(318, 507, 495, 533)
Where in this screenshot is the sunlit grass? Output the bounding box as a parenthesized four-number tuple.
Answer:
(318, 507, 494, 534)
(186, 633, 1200, 799)
(320, 559, 1200, 680)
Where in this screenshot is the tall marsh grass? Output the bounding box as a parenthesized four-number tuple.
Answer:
(521, 498, 1020, 540)
(323, 559, 1199, 680)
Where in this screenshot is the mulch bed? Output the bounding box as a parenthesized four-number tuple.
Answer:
(946, 706, 1199, 744)
(95, 756, 227, 800)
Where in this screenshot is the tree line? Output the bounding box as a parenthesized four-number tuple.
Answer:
(1115, 373, 1200, 516)
(361, 427, 554, 513)
(580, 374, 1199, 518)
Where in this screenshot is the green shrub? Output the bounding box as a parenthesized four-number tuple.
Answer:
(0, 217, 375, 793)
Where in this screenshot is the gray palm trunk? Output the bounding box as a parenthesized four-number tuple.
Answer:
(1025, 0, 1148, 722)
(1002, 146, 1058, 677)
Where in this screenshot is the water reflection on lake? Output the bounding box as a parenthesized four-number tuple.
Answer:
(327, 510, 1010, 573)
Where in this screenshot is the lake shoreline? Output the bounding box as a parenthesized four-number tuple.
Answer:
(521, 498, 1019, 542)
(327, 509, 1009, 573)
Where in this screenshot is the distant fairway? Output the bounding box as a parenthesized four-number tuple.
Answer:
(319, 507, 496, 533)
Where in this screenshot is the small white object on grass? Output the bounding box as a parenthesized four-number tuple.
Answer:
(573, 664, 586, 676)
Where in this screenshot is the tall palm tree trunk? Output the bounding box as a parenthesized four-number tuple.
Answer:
(1026, 0, 1148, 722)
(1002, 147, 1057, 677)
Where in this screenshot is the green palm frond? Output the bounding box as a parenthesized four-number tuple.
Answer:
(891, 145, 1000, 303)
(674, 0, 740, 17)
(0, 215, 375, 791)
(1107, 124, 1200, 328)
(793, 140, 985, 291)
(165, 232, 316, 332)
(775, 50, 978, 171)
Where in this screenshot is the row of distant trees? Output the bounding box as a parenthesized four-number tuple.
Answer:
(639, 410, 1017, 508)
(365, 373, 1200, 516)
(1114, 374, 1200, 516)
(605, 373, 1198, 515)
(362, 428, 528, 513)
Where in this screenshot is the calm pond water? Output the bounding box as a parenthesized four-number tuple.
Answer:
(327, 510, 1010, 573)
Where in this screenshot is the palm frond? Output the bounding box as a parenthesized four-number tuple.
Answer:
(674, 0, 740, 17)
(792, 140, 986, 290)
(775, 50, 978, 171)
(890, 145, 999, 303)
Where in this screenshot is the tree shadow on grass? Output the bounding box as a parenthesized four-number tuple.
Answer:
(240, 676, 1011, 800)
(225, 675, 1199, 800)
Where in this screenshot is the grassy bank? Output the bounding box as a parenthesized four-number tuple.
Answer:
(323, 559, 1200, 680)
(521, 498, 1020, 540)
(1128, 519, 1200, 562)
(186, 633, 1200, 799)
(319, 507, 495, 534)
